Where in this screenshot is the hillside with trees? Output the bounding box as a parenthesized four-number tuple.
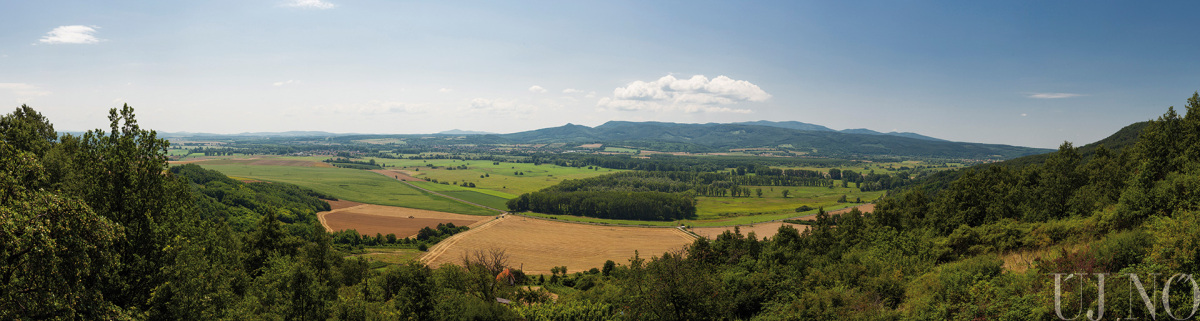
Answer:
(4, 91, 1200, 319)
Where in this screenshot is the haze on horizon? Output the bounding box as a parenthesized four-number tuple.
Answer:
(2, 1, 1198, 149)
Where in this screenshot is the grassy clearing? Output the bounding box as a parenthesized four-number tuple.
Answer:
(696, 185, 885, 219)
(350, 247, 424, 266)
(195, 164, 495, 216)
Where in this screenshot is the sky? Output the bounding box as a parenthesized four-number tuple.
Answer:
(2, 1, 1198, 148)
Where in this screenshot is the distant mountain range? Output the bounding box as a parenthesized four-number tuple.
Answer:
(734, 121, 948, 142)
(150, 119, 1049, 159)
(436, 129, 496, 135)
(495, 121, 1049, 159)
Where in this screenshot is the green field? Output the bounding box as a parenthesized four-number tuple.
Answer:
(696, 184, 884, 218)
(440, 191, 510, 210)
(195, 164, 496, 216)
(409, 181, 513, 209)
(603, 147, 638, 153)
(367, 158, 619, 195)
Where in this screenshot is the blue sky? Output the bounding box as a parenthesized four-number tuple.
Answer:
(1, 1, 1197, 148)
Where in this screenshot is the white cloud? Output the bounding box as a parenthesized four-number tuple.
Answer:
(438, 88, 452, 93)
(1021, 113, 1028, 117)
(283, 0, 336, 9)
(598, 75, 768, 113)
(39, 25, 103, 44)
(1028, 92, 1083, 99)
(584, 91, 596, 99)
(562, 88, 584, 94)
(272, 79, 298, 86)
(528, 85, 547, 93)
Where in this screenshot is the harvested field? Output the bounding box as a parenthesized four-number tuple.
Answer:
(318, 201, 490, 238)
(691, 221, 810, 240)
(422, 216, 696, 275)
(369, 169, 423, 181)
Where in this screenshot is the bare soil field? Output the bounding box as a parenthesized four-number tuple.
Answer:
(318, 201, 490, 237)
(691, 221, 810, 239)
(422, 216, 696, 275)
(369, 169, 423, 181)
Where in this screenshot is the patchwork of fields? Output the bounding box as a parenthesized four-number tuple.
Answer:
(183, 155, 883, 273)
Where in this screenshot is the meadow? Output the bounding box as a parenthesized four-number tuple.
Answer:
(695, 183, 886, 218)
(196, 163, 496, 216)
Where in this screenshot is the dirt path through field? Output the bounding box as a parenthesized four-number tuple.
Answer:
(370, 169, 424, 181)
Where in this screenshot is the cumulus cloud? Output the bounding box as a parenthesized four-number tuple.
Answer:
(597, 75, 768, 113)
(39, 25, 102, 44)
(272, 79, 298, 86)
(1028, 92, 1083, 99)
(562, 88, 584, 94)
(283, 0, 336, 9)
(438, 88, 452, 93)
(528, 85, 547, 93)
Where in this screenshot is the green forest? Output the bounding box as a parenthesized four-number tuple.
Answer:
(4, 91, 1200, 320)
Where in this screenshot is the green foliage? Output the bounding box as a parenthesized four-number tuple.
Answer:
(512, 300, 616, 321)
(508, 190, 696, 221)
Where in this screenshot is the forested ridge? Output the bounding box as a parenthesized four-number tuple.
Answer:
(5, 91, 1200, 320)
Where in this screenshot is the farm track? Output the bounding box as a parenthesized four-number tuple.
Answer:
(419, 216, 506, 265)
(369, 170, 506, 213)
(317, 204, 370, 232)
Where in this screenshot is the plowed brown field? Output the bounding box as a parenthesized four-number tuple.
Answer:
(318, 201, 490, 238)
